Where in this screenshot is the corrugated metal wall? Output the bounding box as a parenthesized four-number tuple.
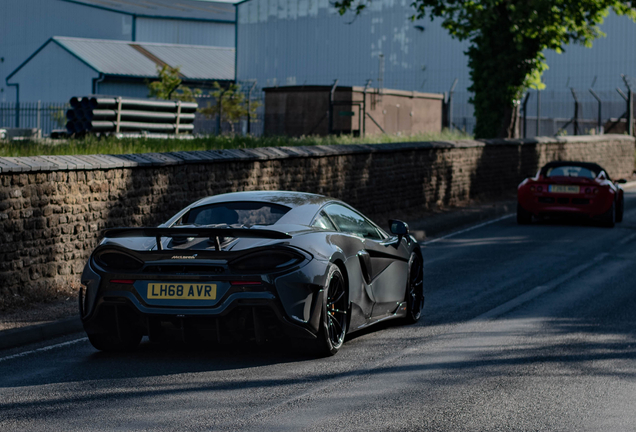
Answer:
(237, 0, 472, 128)
(136, 18, 235, 47)
(237, 1, 636, 134)
(9, 43, 99, 102)
(96, 81, 151, 99)
(237, 0, 470, 91)
(0, 0, 132, 102)
(1, 0, 236, 103)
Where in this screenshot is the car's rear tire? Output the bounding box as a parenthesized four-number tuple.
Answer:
(616, 195, 624, 223)
(314, 265, 347, 356)
(87, 328, 142, 352)
(600, 201, 616, 228)
(517, 203, 532, 225)
(404, 253, 424, 324)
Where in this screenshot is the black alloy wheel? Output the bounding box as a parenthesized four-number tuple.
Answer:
(404, 253, 424, 324)
(316, 265, 348, 356)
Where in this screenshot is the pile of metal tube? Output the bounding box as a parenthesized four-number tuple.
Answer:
(66, 96, 197, 135)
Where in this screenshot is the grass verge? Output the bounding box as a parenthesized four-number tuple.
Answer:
(0, 130, 473, 157)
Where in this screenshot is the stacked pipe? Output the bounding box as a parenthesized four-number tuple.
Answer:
(66, 96, 197, 135)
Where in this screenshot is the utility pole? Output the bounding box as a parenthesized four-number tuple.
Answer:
(623, 75, 634, 136)
(247, 81, 257, 135)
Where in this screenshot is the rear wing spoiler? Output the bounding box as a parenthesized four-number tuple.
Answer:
(103, 227, 291, 251)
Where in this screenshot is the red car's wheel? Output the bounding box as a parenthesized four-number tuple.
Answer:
(600, 202, 616, 228)
(517, 203, 532, 225)
(616, 196, 624, 223)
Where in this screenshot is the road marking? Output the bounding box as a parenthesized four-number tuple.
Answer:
(0, 337, 87, 363)
(617, 232, 636, 246)
(248, 250, 610, 422)
(422, 214, 514, 245)
(470, 252, 609, 323)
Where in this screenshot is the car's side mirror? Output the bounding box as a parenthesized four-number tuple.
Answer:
(390, 219, 409, 235)
(389, 219, 410, 246)
(616, 179, 627, 184)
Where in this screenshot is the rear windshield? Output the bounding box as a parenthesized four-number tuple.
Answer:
(180, 202, 290, 227)
(545, 166, 597, 179)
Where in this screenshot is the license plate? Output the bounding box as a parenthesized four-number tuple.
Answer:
(147, 283, 217, 300)
(549, 185, 580, 194)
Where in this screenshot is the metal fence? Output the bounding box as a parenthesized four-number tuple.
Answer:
(520, 88, 632, 138)
(0, 92, 266, 138)
(0, 102, 69, 136)
(193, 84, 265, 136)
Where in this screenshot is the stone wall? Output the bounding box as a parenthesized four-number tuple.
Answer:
(0, 135, 633, 308)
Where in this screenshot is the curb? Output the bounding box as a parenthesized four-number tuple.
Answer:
(410, 200, 516, 242)
(0, 316, 83, 351)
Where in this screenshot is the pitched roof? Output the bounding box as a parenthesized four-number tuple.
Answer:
(60, 0, 235, 22)
(8, 37, 235, 82)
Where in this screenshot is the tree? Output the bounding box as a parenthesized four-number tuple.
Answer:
(199, 82, 261, 134)
(147, 65, 200, 102)
(335, 1, 636, 138)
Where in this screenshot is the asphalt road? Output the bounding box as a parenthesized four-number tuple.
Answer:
(2, 191, 636, 431)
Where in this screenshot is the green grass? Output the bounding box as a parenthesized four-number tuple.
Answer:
(0, 130, 473, 158)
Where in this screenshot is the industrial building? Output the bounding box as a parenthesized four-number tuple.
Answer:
(236, 0, 636, 135)
(6, 37, 235, 102)
(0, 0, 236, 103)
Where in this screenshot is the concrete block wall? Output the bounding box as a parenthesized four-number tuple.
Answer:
(0, 135, 633, 308)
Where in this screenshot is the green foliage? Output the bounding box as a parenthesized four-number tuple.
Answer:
(51, 108, 67, 128)
(334, 0, 636, 138)
(147, 65, 201, 102)
(0, 129, 472, 157)
(199, 82, 261, 133)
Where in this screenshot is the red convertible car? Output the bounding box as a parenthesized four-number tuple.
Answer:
(517, 161, 626, 227)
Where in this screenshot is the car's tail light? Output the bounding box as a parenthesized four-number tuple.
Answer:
(537, 185, 543, 192)
(230, 250, 304, 273)
(530, 186, 535, 192)
(109, 279, 135, 284)
(593, 188, 599, 194)
(230, 281, 262, 286)
(585, 188, 591, 194)
(95, 251, 144, 271)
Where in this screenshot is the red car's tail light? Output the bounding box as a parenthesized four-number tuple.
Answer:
(530, 186, 535, 192)
(585, 188, 591, 194)
(593, 188, 599, 194)
(230, 281, 262, 286)
(110, 279, 135, 284)
(537, 186, 543, 192)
